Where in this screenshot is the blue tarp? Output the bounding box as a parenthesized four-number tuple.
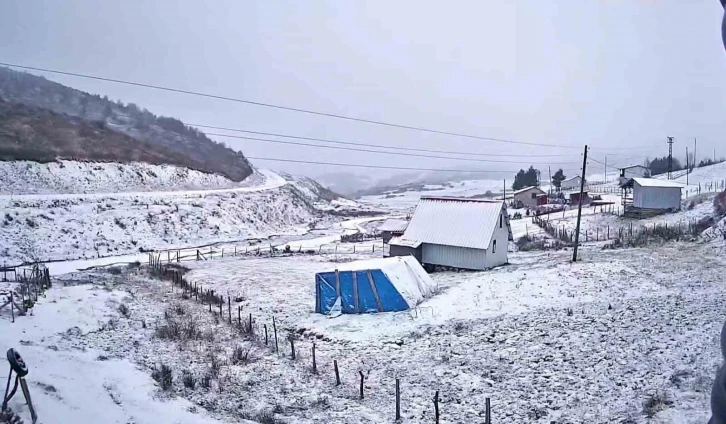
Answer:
(315, 269, 410, 314)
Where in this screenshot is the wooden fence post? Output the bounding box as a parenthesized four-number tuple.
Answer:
(273, 316, 279, 352)
(485, 398, 491, 424)
(248, 313, 253, 335)
(334, 360, 341, 386)
(238, 306, 241, 328)
(290, 335, 296, 360)
(312, 343, 317, 374)
(434, 391, 440, 424)
(228, 297, 232, 324)
(395, 378, 401, 420)
(359, 371, 365, 399)
(264, 324, 268, 345)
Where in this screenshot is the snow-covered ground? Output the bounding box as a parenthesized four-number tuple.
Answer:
(0, 282, 235, 424)
(0, 160, 279, 195)
(0, 163, 382, 265)
(5, 241, 723, 423)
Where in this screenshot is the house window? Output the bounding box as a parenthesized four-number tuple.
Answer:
(531, 193, 537, 199)
(499, 214, 503, 228)
(493, 239, 497, 253)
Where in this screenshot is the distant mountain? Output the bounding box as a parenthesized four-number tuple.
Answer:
(0, 67, 253, 181)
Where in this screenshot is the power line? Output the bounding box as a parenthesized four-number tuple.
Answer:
(245, 156, 528, 173)
(0, 62, 583, 149)
(192, 123, 573, 158)
(207, 132, 582, 166)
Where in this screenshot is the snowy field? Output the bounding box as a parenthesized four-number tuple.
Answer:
(2, 240, 722, 423)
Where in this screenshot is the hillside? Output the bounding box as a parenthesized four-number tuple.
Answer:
(0, 67, 252, 181)
(0, 160, 275, 195)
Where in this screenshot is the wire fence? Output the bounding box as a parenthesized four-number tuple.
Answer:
(147, 262, 493, 423)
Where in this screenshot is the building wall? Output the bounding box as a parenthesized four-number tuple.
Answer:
(389, 244, 421, 262)
(513, 189, 543, 208)
(422, 243, 488, 270)
(633, 186, 681, 210)
(485, 211, 509, 268)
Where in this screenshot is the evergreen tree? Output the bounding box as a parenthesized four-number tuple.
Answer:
(551, 169, 566, 191)
(512, 166, 540, 190)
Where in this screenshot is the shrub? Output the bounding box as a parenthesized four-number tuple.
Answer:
(715, 190, 726, 216)
(151, 364, 173, 391)
(182, 370, 196, 389)
(231, 346, 250, 365)
(643, 391, 672, 418)
(155, 321, 181, 340)
(118, 303, 130, 318)
(200, 373, 212, 389)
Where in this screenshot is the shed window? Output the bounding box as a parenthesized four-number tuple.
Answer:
(531, 193, 537, 199)
(493, 239, 497, 253)
(499, 214, 503, 228)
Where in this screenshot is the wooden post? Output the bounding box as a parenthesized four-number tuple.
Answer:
(290, 336, 296, 360)
(209, 291, 212, 312)
(219, 298, 223, 316)
(10, 293, 15, 323)
(228, 297, 232, 323)
(234, 246, 237, 256)
(221, 248, 224, 258)
(238, 306, 241, 328)
(607, 225, 609, 239)
(395, 378, 401, 420)
(264, 324, 269, 345)
(312, 343, 317, 374)
(359, 371, 365, 399)
(434, 391, 440, 424)
(485, 398, 491, 423)
(273, 316, 279, 352)
(248, 313, 253, 335)
(334, 360, 341, 386)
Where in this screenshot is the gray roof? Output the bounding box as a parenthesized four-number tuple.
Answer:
(402, 197, 510, 250)
(621, 177, 684, 189)
(512, 186, 545, 196)
(378, 219, 409, 233)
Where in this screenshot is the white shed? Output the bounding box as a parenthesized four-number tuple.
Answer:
(560, 176, 582, 191)
(621, 178, 683, 211)
(512, 186, 546, 208)
(397, 197, 512, 270)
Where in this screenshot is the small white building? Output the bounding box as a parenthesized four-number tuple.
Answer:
(395, 197, 512, 270)
(620, 178, 683, 212)
(619, 165, 650, 185)
(512, 186, 546, 208)
(560, 176, 583, 191)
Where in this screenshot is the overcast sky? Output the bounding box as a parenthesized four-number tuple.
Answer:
(1, 0, 725, 183)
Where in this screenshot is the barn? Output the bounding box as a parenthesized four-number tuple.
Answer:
(561, 176, 583, 191)
(620, 178, 683, 216)
(377, 219, 409, 243)
(394, 197, 512, 271)
(512, 186, 546, 208)
(619, 165, 650, 185)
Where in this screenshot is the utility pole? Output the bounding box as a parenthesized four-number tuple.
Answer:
(686, 146, 689, 185)
(572, 145, 588, 262)
(667, 136, 674, 179)
(503, 179, 506, 201)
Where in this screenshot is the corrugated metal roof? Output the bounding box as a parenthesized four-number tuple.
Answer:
(631, 178, 683, 188)
(378, 219, 409, 233)
(512, 186, 545, 196)
(402, 197, 507, 250)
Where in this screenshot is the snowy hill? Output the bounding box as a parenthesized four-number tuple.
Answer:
(0, 67, 253, 181)
(0, 164, 374, 264)
(0, 160, 278, 195)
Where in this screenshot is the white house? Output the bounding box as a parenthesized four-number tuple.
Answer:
(560, 176, 582, 191)
(619, 165, 650, 185)
(394, 197, 512, 270)
(620, 178, 683, 211)
(512, 186, 546, 208)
